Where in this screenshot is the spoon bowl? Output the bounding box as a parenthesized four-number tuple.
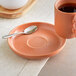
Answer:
(24, 25, 38, 34)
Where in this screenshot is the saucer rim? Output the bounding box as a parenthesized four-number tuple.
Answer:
(8, 22, 66, 59)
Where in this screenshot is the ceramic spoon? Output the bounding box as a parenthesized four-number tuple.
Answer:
(2, 25, 38, 39)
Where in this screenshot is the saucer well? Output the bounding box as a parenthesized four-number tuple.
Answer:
(8, 22, 66, 59)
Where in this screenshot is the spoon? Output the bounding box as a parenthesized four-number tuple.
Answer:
(2, 25, 38, 39)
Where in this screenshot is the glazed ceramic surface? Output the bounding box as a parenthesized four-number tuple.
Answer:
(55, 0, 76, 39)
(8, 22, 66, 59)
(0, 0, 28, 9)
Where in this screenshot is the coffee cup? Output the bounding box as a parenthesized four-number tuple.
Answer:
(55, 0, 76, 38)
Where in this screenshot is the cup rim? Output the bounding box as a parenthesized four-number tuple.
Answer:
(55, 1, 76, 15)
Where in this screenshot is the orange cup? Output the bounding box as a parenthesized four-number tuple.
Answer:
(55, 0, 76, 39)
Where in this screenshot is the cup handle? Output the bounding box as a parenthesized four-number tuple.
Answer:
(72, 15, 76, 38)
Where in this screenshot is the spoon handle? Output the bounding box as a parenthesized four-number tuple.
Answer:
(2, 32, 24, 39)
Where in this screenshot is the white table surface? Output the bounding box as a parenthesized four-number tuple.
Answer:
(0, 0, 76, 76)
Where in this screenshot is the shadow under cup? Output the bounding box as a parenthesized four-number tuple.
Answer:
(55, 0, 76, 39)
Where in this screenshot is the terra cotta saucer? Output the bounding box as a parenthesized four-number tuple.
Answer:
(8, 22, 66, 59)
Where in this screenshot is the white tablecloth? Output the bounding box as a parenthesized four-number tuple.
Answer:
(0, 0, 55, 76)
